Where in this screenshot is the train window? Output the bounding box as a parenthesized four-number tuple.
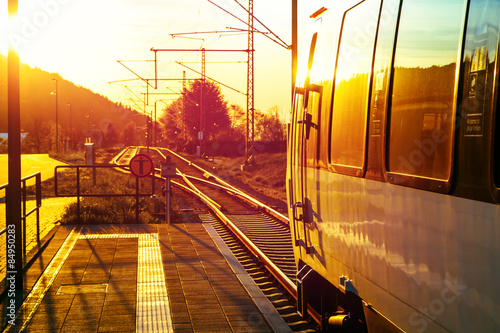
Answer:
(308, 33, 318, 74)
(387, 0, 467, 184)
(329, 0, 381, 173)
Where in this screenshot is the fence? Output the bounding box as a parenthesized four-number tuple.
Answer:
(54, 165, 155, 223)
(0, 172, 42, 260)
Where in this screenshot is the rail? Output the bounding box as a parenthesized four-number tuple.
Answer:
(149, 148, 298, 301)
(113, 147, 324, 325)
(0, 172, 42, 258)
(115, 147, 324, 324)
(165, 148, 289, 224)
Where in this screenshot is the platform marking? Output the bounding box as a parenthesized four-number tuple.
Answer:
(4, 226, 83, 333)
(136, 233, 173, 332)
(79, 233, 173, 333)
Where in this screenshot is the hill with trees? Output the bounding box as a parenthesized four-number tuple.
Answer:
(0, 53, 147, 153)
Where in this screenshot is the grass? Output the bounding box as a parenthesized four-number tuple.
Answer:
(192, 152, 288, 212)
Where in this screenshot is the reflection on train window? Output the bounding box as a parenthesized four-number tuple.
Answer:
(308, 33, 318, 74)
(330, 0, 380, 169)
(388, 0, 466, 180)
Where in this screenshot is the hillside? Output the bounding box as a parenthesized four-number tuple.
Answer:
(0, 54, 147, 152)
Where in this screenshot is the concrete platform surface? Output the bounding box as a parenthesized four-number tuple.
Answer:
(2, 222, 290, 333)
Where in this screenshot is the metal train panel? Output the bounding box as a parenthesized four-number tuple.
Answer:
(287, 0, 500, 331)
(301, 168, 500, 332)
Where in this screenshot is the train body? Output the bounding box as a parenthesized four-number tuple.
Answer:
(286, 0, 499, 332)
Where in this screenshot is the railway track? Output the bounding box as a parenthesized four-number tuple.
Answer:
(113, 147, 318, 332)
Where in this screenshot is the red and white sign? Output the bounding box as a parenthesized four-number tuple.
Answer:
(129, 154, 154, 177)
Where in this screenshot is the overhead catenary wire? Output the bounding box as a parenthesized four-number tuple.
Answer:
(170, 29, 265, 36)
(205, 0, 290, 49)
(232, 0, 290, 49)
(176, 61, 247, 96)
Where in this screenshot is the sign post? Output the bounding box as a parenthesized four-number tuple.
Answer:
(129, 154, 154, 222)
(161, 156, 177, 224)
(85, 139, 96, 185)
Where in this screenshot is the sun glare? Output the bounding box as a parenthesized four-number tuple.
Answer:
(1, 0, 300, 116)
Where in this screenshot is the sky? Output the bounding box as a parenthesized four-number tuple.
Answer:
(1, 0, 327, 122)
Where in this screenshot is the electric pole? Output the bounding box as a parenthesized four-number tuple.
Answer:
(246, 0, 255, 159)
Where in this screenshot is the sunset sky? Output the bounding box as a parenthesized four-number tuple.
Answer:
(1, 0, 326, 120)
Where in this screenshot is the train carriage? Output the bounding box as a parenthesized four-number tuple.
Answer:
(286, 0, 500, 332)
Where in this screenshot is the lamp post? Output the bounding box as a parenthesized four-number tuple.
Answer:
(154, 101, 157, 147)
(67, 103, 71, 151)
(86, 114, 90, 132)
(51, 78, 58, 154)
(7, 0, 24, 303)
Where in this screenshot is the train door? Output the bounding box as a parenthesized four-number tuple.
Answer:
(291, 30, 321, 256)
(290, 89, 305, 251)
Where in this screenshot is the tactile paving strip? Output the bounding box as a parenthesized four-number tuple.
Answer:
(136, 233, 173, 332)
(80, 233, 173, 332)
(79, 233, 140, 239)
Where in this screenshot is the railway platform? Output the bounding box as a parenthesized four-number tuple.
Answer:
(2, 221, 292, 333)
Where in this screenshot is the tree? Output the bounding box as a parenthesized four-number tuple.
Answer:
(160, 99, 184, 148)
(101, 119, 119, 147)
(228, 104, 246, 141)
(120, 121, 136, 146)
(255, 106, 286, 141)
(162, 80, 230, 146)
(22, 116, 52, 153)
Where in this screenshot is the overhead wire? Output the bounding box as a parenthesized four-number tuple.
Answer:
(232, 0, 290, 49)
(120, 0, 265, 110)
(205, 0, 290, 49)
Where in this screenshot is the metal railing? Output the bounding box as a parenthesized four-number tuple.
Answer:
(1, 172, 42, 259)
(54, 165, 155, 223)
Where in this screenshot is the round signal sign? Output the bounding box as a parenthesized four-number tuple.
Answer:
(129, 154, 154, 177)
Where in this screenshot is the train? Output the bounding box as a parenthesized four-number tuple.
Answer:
(286, 0, 499, 332)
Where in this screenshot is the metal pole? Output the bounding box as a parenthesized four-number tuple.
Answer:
(154, 50, 158, 89)
(292, 0, 297, 95)
(154, 102, 157, 147)
(246, 0, 254, 160)
(144, 91, 149, 154)
(7, 0, 24, 312)
(136, 177, 140, 223)
(165, 177, 171, 224)
(199, 49, 205, 156)
(52, 79, 59, 154)
(36, 173, 41, 243)
(68, 103, 72, 151)
(56, 79, 58, 154)
(22, 179, 26, 261)
(77, 167, 81, 222)
(183, 71, 186, 143)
